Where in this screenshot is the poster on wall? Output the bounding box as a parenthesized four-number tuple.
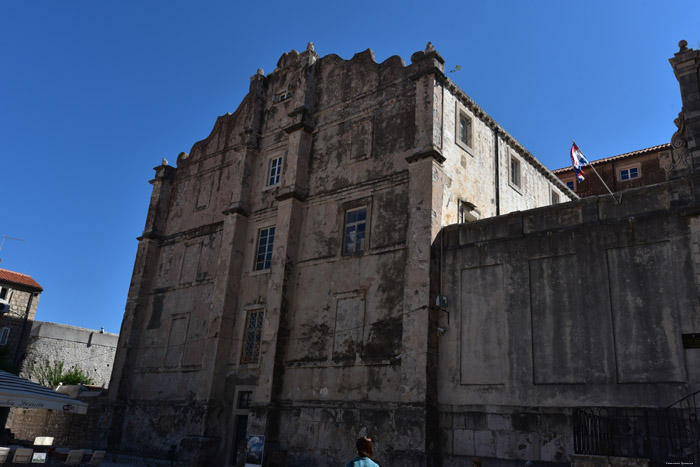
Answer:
(244, 434, 264, 467)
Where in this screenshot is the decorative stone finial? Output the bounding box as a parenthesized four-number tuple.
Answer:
(256, 68, 264, 76)
(307, 42, 315, 52)
(678, 40, 688, 52)
(161, 158, 169, 166)
(425, 42, 435, 53)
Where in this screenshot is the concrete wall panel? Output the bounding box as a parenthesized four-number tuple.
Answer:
(606, 242, 687, 383)
(460, 264, 506, 385)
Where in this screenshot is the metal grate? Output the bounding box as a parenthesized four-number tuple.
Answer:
(574, 393, 700, 466)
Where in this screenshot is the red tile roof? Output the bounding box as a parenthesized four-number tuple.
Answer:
(552, 143, 672, 174)
(0, 268, 43, 292)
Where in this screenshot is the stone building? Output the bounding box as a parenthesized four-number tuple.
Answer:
(553, 143, 671, 197)
(108, 42, 573, 466)
(0, 268, 43, 372)
(20, 321, 119, 388)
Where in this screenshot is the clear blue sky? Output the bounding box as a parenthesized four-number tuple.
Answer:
(1, 1, 698, 333)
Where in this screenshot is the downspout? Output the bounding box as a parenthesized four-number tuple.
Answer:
(494, 128, 500, 216)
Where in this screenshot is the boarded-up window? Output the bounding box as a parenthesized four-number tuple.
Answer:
(351, 119, 372, 160)
(165, 316, 189, 367)
(333, 296, 365, 362)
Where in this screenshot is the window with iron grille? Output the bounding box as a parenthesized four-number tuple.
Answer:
(241, 311, 264, 364)
(254, 227, 275, 271)
(267, 157, 282, 187)
(343, 207, 366, 255)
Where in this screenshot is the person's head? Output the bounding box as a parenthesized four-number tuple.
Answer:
(356, 436, 374, 458)
(473, 458, 482, 467)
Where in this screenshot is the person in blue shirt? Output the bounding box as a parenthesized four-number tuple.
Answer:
(345, 436, 380, 467)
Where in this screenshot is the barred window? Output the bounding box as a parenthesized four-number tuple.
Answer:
(254, 227, 275, 271)
(241, 310, 264, 364)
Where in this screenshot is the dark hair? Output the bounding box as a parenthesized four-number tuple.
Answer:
(473, 458, 482, 467)
(356, 436, 374, 458)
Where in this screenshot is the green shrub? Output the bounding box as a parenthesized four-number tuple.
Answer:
(28, 359, 94, 388)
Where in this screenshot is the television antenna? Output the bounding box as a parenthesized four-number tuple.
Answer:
(0, 235, 26, 264)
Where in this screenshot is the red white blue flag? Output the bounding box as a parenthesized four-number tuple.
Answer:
(570, 142, 588, 182)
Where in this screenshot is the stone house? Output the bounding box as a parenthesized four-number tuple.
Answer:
(0, 268, 43, 372)
(107, 42, 574, 466)
(553, 142, 672, 197)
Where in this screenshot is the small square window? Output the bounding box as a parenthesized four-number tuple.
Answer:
(267, 157, 282, 187)
(241, 311, 264, 363)
(552, 191, 560, 204)
(566, 180, 575, 191)
(254, 227, 275, 271)
(343, 207, 366, 255)
(510, 156, 521, 189)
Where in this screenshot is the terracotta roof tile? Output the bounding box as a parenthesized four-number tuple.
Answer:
(0, 268, 43, 291)
(552, 143, 672, 174)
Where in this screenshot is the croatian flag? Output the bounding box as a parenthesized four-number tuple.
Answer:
(570, 142, 588, 182)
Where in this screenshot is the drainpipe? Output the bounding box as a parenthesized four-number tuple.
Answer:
(494, 127, 500, 216)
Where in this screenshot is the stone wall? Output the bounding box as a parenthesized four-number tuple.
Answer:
(20, 321, 118, 387)
(436, 173, 700, 464)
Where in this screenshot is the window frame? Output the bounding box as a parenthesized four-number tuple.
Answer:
(342, 207, 367, 256)
(253, 226, 275, 271)
(618, 163, 641, 181)
(266, 156, 283, 188)
(509, 152, 522, 193)
(551, 190, 560, 205)
(455, 103, 474, 155)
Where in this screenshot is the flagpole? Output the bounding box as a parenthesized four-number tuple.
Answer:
(572, 140, 621, 205)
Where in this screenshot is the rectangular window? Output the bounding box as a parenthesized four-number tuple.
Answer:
(0, 287, 7, 300)
(455, 106, 473, 153)
(267, 157, 282, 187)
(0, 327, 10, 346)
(343, 207, 366, 255)
(459, 114, 471, 147)
(241, 310, 264, 364)
(238, 391, 252, 409)
(551, 191, 560, 204)
(619, 167, 640, 181)
(254, 227, 275, 271)
(510, 156, 521, 189)
(566, 180, 575, 191)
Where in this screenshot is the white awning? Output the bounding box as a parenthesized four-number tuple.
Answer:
(0, 370, 88, 414)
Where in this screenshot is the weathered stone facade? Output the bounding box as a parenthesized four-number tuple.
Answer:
(108, 43, 572, 466)
(437, 174, 700, 464)
(19, 321, 118, 387)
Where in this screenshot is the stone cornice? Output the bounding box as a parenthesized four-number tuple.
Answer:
(406, 148, 446, 164)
